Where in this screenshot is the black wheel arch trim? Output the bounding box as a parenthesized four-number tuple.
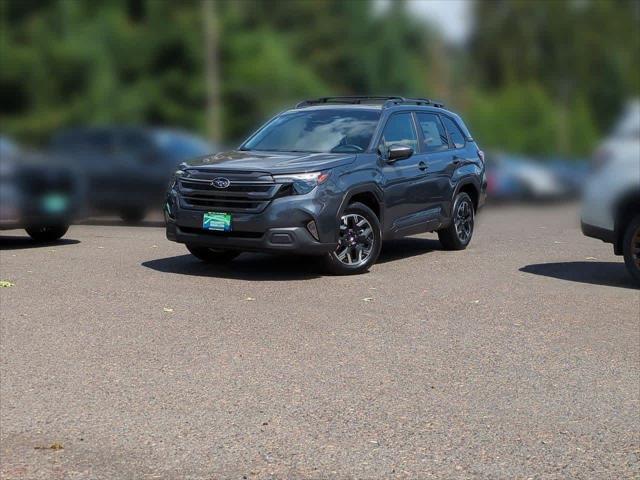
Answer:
(453, 177, 482, 209)
(613, 188, 640, 255)
(337, 183, 385, 225)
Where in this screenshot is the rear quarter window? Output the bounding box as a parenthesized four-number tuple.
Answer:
(441, 116, 466, 149)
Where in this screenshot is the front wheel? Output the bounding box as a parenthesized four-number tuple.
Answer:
(186, 244, 240, 263)
(322, 202, 382, 275)
(622, 215, 640, 285)
(25, 225, 69, 242)
(438, 192, 475, 250)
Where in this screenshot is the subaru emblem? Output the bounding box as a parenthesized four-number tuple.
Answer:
(211, 177, 231, 189)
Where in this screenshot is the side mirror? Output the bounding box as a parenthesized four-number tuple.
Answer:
(387, 144, 414, 162)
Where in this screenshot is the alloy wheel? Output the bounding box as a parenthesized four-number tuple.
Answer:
(333, 213, 375, 267)
(454, 199, 473, 243)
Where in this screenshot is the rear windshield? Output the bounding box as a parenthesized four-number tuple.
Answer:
(241, 109, 381, 154)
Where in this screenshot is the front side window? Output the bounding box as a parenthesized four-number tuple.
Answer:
(242, 109, 380, 154)
(379, 113, 418, 153)
(416, 113, 449, 153)
(441, 116, 466, 149)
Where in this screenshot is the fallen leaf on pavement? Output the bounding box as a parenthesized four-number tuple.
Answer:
(35, 443, 63, 450)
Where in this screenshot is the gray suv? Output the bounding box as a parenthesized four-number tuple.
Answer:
(165, 96, 486, 274)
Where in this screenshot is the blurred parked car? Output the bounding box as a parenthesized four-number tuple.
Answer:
(582, 99, 640, 283)
(547, 158, 590, 197)
(50, 126, 214, 222)
(485, 153, 569, 202)
(0, 136, 81, 242)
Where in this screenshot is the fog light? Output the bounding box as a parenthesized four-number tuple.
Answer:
(307, 220, 319, 240)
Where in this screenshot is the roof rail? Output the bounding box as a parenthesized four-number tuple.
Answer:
(295, 96, 445, 109)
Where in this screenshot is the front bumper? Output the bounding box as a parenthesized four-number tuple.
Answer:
(165, 190, 341, 255)
(166, 222, 335, 254)
(581, 220, 615, 244)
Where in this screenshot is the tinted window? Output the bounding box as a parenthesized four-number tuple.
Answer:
(119, 131, 153, 154)
(379, 113, 418, 152)
(152, 131, 212, 161)
(441, 116, 465, 149)
(242, 109, 380, 153)
(416, 113, 449, 152)
(51, 130, 115, 154)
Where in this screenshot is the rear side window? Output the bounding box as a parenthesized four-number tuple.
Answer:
(416, 113, 449, 152)
(379, 113, 418, 152)
(441, 116, 466, 149)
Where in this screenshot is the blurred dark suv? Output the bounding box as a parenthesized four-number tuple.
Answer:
(0, 136, 80, 241)
(166, 97, 486, 274)
(51, 126, 214, 222)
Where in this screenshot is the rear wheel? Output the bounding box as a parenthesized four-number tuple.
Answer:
(186, 244, 240, 263)
(622, 214, 640, 285)
(323, 202, 381, 275)
(438, 192, 475, 250)
(25, 225, 69, 242)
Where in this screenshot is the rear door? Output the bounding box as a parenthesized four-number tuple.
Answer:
(414, 112, 454, 222)
(378, 112, 431, 235)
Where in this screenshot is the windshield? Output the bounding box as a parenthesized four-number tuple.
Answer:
(153, 131, 213, 161)
(241, 109, 381, 153)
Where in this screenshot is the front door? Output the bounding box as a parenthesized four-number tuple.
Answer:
(378, 112, 431, 236)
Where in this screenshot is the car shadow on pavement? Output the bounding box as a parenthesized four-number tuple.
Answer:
(142, 253, 324, 281)
(377, 237, 442, 264)
(0, 236, 80, 251)
(143, 237, 443, 280)
(520, 261, 638, 290)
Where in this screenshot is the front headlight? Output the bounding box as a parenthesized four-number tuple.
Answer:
(272, 171, 330, 195)
(169, 167, 187, 190)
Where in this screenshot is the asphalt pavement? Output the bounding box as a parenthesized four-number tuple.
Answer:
(1, 204, 638, 479)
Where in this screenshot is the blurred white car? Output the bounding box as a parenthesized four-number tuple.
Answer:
(486, 153, 569, 201)
(581, 99, 640, 283)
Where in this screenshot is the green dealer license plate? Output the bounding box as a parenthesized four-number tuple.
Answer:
(42, 193, 69, 213)
(203, 212, 232, 232)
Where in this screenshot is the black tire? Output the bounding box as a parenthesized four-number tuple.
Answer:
(186, 244, 240, 263)
(438, 192, 475, 250)
(622, 214, 640, 285)
(323, 202, 382, 275)
(25, 225, 69, 242)
(120, 209, 147, 223)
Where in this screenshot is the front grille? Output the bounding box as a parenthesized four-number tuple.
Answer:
(178, 169, 286, 213)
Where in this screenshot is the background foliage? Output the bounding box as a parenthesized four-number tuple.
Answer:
(1, 0, 638, 156)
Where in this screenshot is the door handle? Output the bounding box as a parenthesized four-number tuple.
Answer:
(418, 161, 428, 171)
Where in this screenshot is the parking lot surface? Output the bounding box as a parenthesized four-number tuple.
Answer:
(1, 204, 638, 479)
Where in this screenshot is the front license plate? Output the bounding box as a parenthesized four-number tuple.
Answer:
(203, 212, 232, 232)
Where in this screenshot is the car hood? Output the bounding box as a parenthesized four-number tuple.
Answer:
(182, 150, 356, 174)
